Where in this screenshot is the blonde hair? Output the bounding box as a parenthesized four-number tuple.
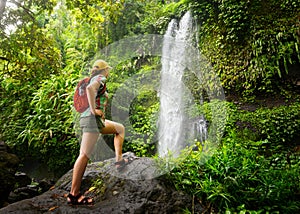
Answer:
(90, 67, 106, 77)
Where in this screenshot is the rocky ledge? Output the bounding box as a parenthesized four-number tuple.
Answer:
(0, 152, 203, 214)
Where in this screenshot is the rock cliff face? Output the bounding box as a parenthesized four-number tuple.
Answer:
(0, 152, 203, 213)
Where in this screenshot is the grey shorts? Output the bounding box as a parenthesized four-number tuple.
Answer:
(80, 116, 105, 133)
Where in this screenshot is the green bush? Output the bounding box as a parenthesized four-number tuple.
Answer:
(169, 130, 300, 213)
(0, 78, 35, 152)
(189, 0, 300, 96)
(126, 91, 159, 156)
(238, 102, 300, 145)
(16, 73, 79, 172)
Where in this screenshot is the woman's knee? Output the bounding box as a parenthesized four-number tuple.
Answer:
(78, 152, 89, 160)
(74, 153, 89, 165)
(102, 120, 125, 135)
(118, 123, 125, 134)
(114, 123, 125, 139)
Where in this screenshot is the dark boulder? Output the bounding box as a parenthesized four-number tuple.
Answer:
(0, 141, 20, 207)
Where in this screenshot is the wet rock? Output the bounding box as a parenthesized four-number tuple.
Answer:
(8, 184, 39, 203)
(38, 179, 55, 192)
(7, 175, 56, 204)
(14, 172, 32, 188)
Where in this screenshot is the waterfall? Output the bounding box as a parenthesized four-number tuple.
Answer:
(158, 11, 200, 158)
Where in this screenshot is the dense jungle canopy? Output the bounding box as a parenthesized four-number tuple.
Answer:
(0, 0, 300, 213)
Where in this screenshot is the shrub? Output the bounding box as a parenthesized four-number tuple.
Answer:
(17, 73, 79, 172)
(238, 102, 300, 145)
(0, 78, 35, 153)
(169, 130, 300, 213)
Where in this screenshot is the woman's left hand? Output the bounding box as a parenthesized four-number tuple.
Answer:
(95, 109, 105, 120)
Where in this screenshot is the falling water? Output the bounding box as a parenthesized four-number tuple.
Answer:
(158, 11, 196, 158)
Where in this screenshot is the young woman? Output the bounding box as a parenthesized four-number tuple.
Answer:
(67, 60, 131, 205)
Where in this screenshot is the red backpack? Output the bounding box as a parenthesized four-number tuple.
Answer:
(73, 77, 106, 113)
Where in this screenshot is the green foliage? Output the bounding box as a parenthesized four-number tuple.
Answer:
(0, 72, 79, 173)
(47, 1, 100, 72)
(109, 0, 146, 39)
(189, 0, 300, 96)
(65, 0, 124, 25)
(0, 0, 61, 82)
(238, 102, 300, 145)
(0, 0, 56, 31)
(1, 2, 300, 213)
(126, 92, 159, 156)
(0, 78, 35, 151)
(1, 25, 61, 82)
(16, 73, 79, 172)
(64, 0, 125, 48)
(137, 0, 187, 34)
(169, 129, 300, 213)
(109, 0, 188, 38)
(90, 177, 106, 196)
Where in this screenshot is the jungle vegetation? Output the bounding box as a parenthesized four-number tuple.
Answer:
(0, 0, 299, 213)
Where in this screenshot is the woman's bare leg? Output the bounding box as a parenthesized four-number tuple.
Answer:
(69, 119, 125, 203)
(70, 132, 99, 200)
(101, 120, 125, 162)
